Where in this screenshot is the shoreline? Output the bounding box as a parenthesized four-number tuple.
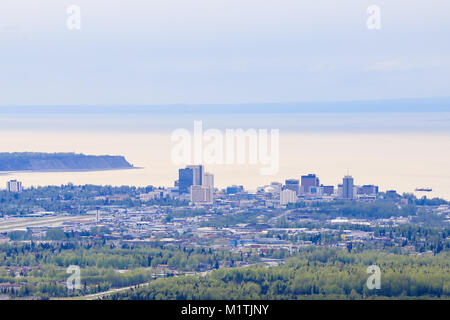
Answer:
(0, 167, 143, 174)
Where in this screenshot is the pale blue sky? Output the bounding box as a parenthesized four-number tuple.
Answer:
(1, 0, 450, 106)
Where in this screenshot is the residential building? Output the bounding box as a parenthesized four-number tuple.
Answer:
(190, 185, 214, 205)
(280, 189, 297, 205)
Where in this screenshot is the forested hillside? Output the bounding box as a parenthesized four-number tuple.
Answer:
(109, 248, 450, 300)
(0, 153, 133, 171)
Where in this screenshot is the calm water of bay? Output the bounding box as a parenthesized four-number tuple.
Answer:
(0, 109, 449, 200)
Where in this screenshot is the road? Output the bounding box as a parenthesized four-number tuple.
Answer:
(267, 209, 294, 225)
(77, 262, 268, 300)
(83, 281, 153, 300)
(0, 215, 96, 233)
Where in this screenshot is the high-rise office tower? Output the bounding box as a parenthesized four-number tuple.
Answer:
(301, 174, 319, 194)
(343, 175, 354, 199)
(7, 180, 22, 193)
(187, 165, 203, 186)
(178, 168, 194, 194)
(285, 179, 300, 195)
(179, 165, 207, 194)
(203, 172, 214, 188)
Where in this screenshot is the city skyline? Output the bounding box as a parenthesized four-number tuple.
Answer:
(0, 0, 449, 305)
(3, 167, 406, 203)
(1, 157, 445, 200)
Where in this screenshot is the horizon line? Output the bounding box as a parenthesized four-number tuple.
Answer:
(1, 96, 450, 109)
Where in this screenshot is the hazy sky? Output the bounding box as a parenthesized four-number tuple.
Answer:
(1, 0, 450, 105)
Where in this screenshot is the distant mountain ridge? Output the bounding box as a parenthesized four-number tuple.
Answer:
(0, 153, 134, 172)
(1, 97, 449, 114)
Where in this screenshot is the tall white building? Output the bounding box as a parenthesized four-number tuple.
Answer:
(203, 172, 214, 188)
(190, 185, 214, 205)
(280, 189, 297, 205)
(7, 180, 23, 193)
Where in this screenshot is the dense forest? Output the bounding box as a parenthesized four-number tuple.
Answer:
(0, 242, 449, 299)
(0, 241, 266, 298)
(109, 248, 450, 300)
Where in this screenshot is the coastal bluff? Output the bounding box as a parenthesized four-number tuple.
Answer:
(0, 152, 134, 172)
